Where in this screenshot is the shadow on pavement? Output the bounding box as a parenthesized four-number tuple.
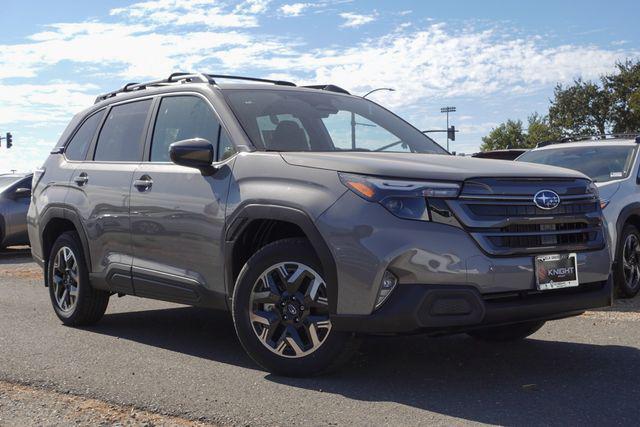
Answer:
(0, 246, 32, 264)
(84, 306, 254, 369)
(87, 306, 640, 425)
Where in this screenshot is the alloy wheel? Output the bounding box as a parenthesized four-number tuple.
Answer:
(622, 233, 640, 291)
(249, 262, 332, 358)
(52, 246, 79, 313)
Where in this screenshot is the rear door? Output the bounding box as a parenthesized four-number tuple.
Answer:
(67, 98, 153, 293)
(130, 93, 236, 306)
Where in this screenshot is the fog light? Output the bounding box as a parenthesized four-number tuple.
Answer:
(375, 270, 398, 309)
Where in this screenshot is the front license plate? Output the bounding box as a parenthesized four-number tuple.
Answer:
(535, 253, 579, 290)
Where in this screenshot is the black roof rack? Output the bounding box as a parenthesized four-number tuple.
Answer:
(204, 74, 296, 87)
(95, 72, 352, 104)
(303, 84, 351, 95)
(94, 73, 214, 103)
(536, 133, 640, 148)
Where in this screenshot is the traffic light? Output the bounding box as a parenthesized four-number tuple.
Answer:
(447, 126, 456, 141)
(6, 132, 12, 148)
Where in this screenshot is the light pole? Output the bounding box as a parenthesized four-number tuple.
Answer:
(440, 106, 456, 151)
(350, 88, 395, 148)
(362, 87, 395, 98)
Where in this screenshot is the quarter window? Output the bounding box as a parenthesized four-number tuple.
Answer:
(65, 110, 105, 161)
(151, 96, 220, 162)
(94, 100, 152, 162)
(218, 129, 236, 161)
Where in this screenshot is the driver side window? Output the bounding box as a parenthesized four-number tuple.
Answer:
(321, 111, 411, 152)
(151, 96, 220, 162)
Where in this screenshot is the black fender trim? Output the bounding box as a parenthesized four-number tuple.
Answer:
(224, 204, 338, 314)
(39, 205, 93, 284)
(615, 202, 640, 257)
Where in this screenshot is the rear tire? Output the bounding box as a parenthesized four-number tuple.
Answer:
(614, 224, 640, 298)
(232, 238, 359, 377)
(467, 320, 546, 342)
(47, 231, 110, 326)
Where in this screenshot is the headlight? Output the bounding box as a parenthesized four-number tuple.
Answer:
(338, 172, 460, 221)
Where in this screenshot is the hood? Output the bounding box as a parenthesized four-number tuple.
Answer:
(595, 180, 621, 202)
(280, 152, 588, 181)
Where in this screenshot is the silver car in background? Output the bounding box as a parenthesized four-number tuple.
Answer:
(0, 173, 33, 249)
(518, 137, 640, 297)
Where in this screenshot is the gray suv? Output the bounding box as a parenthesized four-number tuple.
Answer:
(28, 73, 613, 376)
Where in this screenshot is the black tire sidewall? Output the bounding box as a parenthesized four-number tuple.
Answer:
(232, 238, 353, 377)
(615, 224, 640, 298)
(47, 231, 92, 324)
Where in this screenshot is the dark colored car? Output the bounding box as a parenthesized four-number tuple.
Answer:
(472, 149, 528, 160)
(0, 173, 32, 249)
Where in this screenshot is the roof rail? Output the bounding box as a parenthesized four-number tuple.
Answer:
(94, 72, 354, 104)
(303, 84, 351, 95)
(536, 133, 640, 148)
(205, 74, 296, 86)
(94, 73, 214, 104)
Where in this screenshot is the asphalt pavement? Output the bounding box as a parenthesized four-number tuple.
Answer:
(1, 246, 639, 426)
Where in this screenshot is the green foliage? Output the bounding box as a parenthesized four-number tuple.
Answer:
(548, 79, 611, 136)
(480, 113, 559, 151)
(481, 59, 640, 151)
(525, 113, 562, 146)
(604, 60, 640, 133)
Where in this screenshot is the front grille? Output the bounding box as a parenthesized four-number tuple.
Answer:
(441, 178, 606, 256)
(488, 223, 594, 249)
(467, 201, 598, 217)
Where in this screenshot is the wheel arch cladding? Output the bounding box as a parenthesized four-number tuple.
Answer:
(40, 207, 93, 286)
(225, 204, 339, 314)
(616, 203, 640, 253)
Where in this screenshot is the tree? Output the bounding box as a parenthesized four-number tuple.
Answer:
(480, 119, 526, 151)
(604, 60, 640, 133)
(525, 113, 562, 146)
(548, 78, 611, 137)
(480, 113, 559, 151)
(481, 59, 640, 149)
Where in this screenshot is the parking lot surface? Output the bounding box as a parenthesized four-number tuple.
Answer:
(1, 246, 639, 426)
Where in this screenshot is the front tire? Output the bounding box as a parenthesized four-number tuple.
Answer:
(467, 320, 546, 342)
(47, 231, 110, 326)
(232, 238, 359, 377)
(614, 224, 640, 298)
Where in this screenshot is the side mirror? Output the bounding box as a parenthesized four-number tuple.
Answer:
(169, 138, 216, 176)
(14, 187, 31, 198)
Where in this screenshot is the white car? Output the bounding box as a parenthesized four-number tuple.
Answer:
(518, 136, 640, 297)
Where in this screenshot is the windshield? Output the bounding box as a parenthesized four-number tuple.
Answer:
(518, 145, 637, 183)
(0, 176, 21, 193)
(224, 89, 447, 154)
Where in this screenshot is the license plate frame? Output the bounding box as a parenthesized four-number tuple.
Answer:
(535, 253, 579, 291)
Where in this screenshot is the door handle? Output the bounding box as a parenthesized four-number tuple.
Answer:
(74, 173, 88, 186)
(134, 175, 153, 191)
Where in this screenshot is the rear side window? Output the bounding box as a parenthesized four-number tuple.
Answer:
(94, 99, 152, 162)
(65, 110, 105, 161)
(151, 96, 220, 162)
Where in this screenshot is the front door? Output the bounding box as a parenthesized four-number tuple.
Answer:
(130, 94, 235, 306)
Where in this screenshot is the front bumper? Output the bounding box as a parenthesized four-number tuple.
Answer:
(331, 276, 612, 334)
(316, 190, 612, 316)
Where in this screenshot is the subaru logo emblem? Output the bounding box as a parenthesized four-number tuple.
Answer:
(533, 190, 561, 210)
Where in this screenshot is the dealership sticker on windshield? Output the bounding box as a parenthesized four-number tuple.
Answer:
(535, 253, 579, 290)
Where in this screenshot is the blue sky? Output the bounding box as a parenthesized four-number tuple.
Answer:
(1, 0, 638, 172)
